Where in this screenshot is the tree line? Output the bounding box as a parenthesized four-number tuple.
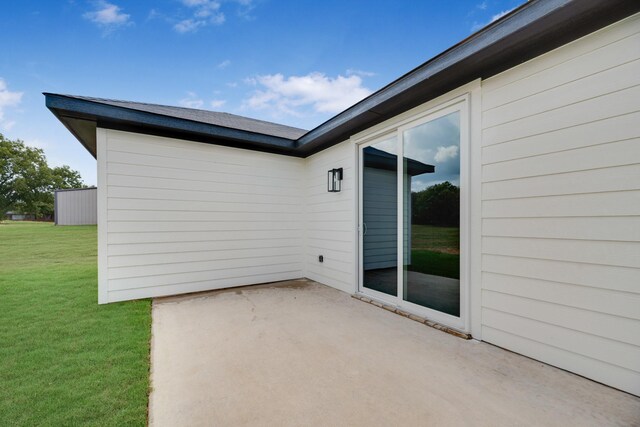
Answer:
(411, 181, 460, 227)
(1, 133, 84, 220)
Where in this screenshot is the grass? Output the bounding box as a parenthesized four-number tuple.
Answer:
(0, 221, 151, 426)
(408, 250, 460, 279)
(409, 224, 460, 279)
(411, 224, 459, 254)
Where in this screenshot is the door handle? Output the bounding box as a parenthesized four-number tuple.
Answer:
(363, 223, 367, 236)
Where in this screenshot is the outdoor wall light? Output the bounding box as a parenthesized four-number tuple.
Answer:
(327, 168, 343, 192)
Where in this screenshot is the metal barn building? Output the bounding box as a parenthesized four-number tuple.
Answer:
(54, 187, 97, 226)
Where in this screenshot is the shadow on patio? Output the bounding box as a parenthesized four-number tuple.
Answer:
(149, 280, 639, 426)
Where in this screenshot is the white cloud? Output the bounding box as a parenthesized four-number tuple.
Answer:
(489, 8, 516, 23)
(209, 13, 225, 24)
(175, 0, 225, 33)
(174, 19, 205, 33)
(477, 1, 488, 10)
(182, 0, 210, 6)
(0, 78, 22, 113)
(84, 1, 131, 28)
(178, 92, 204, 109)
(0, 78, 23, 130)
(234, 0, 256, 20)
(147, 8, 161, 20)
(178, 92, 226, 110)
(244, 72, 372, 117)
(434, 145, 459, 163)
(346, 68, 376, 77)
(217, 59, 231, 69)
(471, 6, 516, 32)
(210, 99, 226, 109)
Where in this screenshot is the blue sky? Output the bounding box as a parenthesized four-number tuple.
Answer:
(0, 0, 523, 185)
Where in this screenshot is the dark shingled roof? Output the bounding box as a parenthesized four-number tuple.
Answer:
(59, 95, 308, 140)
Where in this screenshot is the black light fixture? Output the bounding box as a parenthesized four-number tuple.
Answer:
(327, 168, 343, 192)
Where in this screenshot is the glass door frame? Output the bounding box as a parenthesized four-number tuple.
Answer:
(358, 132, 401, 306)
(357, 96, 470, 332)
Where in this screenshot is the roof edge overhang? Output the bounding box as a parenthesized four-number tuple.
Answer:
(45, 93, 300, 159)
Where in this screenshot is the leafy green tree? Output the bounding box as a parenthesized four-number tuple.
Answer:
(51, 165, 83, 190)
(0, 133, 84, 219)
(411, 181, 460, 227)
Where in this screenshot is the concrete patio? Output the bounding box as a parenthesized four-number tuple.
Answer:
(149, 279, 640, 426)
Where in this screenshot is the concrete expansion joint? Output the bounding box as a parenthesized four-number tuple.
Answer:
(351, 293, 471, 340)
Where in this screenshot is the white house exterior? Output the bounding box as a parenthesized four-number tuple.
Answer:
(47, 1, 640, 397)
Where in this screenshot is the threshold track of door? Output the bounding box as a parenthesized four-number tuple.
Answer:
(351, 293, 471, 340)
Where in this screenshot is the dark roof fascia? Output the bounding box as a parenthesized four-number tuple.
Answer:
(296, 0, 640, 156)
(45, 94, 299, 157)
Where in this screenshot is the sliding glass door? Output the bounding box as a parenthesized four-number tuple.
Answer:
(402, 112, 461, 317)
(359, 102, 465, 325)
(361, 137, 398, 298)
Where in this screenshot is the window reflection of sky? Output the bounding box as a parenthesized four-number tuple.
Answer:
(364, 112, 460, 191)
(404, 112, 460, 192)
(372, 137, 396, 155)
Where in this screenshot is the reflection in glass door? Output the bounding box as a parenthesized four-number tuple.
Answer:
(359, 107, 463, 320)
(361, 137, 398, 297)
(402, 112, 461, 316)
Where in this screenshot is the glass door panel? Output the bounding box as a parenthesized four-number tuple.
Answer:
(402, 112, 461, 316)
(362, 137, 398, 297)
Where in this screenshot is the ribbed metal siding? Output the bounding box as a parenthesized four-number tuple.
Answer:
(55, 188, 97, 225)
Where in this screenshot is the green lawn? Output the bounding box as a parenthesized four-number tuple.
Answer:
(411, 224, 459, 254)
(408, 250, 460, 280)
(409, 224, 460, 279)
(0, 221, 151, 426)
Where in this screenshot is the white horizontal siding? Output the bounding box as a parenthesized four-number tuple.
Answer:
(482, 254, 639, 294)
(482, 83, 640, 147)
(482, 216, 640, 242)
(482, 58, 640, 129)
(482, 163, 640, 200)
(483, 190, 640, 218)
(482, 272, 640, 321)
(482, 110, 640, 165)
(100, 129, 305, 302)
(108, 238, 304, 257)
(483, 290, 640, 346)
(304, 141, 356, 294)
(108, 198, 302, 213)
(107, 271, 298, 303)
(109, 246, 301, 268)
(107, 230, 303, 245)
(480, 13, 640, 396)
